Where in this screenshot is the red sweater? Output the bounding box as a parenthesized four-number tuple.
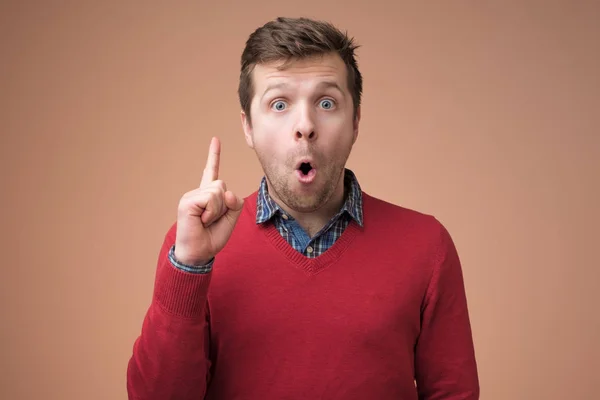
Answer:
(127, 192, 479, 399)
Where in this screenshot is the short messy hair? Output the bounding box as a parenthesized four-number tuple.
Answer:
(238, 16, 363, 124)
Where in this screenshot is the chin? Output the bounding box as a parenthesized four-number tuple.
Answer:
(287, 188, 334, 212)
(289, 197, 323, 212)
(265, 167, 339, 211)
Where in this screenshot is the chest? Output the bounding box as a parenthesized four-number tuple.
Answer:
(206, 254, 429, 355)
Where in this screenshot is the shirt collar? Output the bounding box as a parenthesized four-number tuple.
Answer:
(256, 168, 363, 226)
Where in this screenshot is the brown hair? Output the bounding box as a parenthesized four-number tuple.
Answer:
(238, 17, 363, 124)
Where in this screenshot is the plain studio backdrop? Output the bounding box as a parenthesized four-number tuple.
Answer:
(1, 1, 598, 399)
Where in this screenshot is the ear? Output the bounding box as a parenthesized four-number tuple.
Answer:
(352, 106, 361, 144)
(241, 110, 254, 148)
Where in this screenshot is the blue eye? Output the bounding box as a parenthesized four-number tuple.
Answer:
(272, 101, 287, 111)
(320, 99, 334, 109)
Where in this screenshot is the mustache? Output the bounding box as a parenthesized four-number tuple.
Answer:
(287, 148, 321, 163)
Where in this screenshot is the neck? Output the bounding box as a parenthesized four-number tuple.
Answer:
(275, 171, 347, 238)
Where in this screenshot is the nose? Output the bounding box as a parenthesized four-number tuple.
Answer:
(294, 105, 317, 141)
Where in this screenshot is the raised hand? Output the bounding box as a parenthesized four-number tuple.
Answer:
(174, 137, 244, 266)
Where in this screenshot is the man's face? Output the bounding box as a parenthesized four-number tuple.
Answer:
(241, 52, 360, 214)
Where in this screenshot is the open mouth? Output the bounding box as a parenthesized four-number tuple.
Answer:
(299, 162, 313, 176)
(296, 161, 317, 184)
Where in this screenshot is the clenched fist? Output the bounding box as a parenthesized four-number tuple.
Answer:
(174, 137, 244, 266)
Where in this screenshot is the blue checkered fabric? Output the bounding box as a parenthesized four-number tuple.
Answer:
(256, 168, 363, 258)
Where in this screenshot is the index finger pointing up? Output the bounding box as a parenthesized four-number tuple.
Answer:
(201, 136, 220, 187)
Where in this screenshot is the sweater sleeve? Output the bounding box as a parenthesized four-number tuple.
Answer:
(414, 222, 480, 400)
(127, 224, 213, 399)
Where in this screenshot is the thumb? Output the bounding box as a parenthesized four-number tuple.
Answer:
(224, 190, 244, 219)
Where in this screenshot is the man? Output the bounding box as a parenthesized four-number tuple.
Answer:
(127, 16, 479, 400)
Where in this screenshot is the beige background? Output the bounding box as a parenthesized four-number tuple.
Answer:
(1, 1, 598, 399)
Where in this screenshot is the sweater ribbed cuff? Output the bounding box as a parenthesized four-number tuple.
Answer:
(153, 257, 212, 318)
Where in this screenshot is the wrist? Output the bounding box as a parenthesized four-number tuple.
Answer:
(172, 245, 212, 267)
(173, 246, 210, 266)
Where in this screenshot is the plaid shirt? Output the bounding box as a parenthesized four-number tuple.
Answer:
(256, 168, 363, 258)
(169, 168, 363, 273)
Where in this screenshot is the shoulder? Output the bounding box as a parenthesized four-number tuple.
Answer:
(361, 191, 454, 248)
(362, 192, 439, 226)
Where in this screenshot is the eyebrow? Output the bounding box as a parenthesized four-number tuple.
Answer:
(261, 81, 345, 101)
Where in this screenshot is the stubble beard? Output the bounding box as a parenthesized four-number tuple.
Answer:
(258, 149, 350, 213)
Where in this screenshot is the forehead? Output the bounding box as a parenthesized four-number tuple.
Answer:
(251, 53, 349, 94)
